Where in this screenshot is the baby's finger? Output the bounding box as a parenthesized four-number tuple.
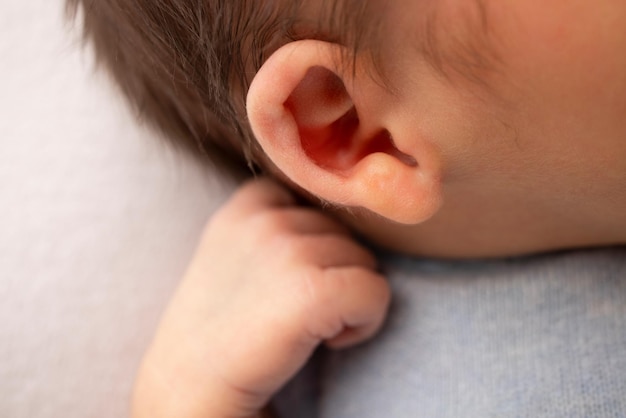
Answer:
(307, 266, 390, 347)
(254, 207, 352, 237)
(286, 235, 378, 269)
(223, 178, 295, 218)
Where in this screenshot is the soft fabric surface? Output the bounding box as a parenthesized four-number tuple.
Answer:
(318, 248, 626, 417)
(276, 248, 626, 417)
(1, 1, 234, 417)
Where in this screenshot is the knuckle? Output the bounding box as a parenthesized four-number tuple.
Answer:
(213, 206, 291, 245)
(266, 234, 310, 265)
(247, 211, 291, 243)
(253, 209, 289, 231)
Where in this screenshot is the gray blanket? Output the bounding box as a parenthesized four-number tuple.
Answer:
(277, 248, 626, 417)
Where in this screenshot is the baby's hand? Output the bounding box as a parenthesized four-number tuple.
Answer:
(132, 178, 390, 418)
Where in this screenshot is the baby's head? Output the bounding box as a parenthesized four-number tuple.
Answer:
(66, 0, 377, 173)
(70, 0, 626, 258)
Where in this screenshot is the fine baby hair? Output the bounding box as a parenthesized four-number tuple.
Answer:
(66, 0, 380, 177)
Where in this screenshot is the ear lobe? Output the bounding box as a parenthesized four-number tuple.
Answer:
(247, 40, 442, 224)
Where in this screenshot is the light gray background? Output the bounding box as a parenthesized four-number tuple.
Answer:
(0, 1, 235, 416)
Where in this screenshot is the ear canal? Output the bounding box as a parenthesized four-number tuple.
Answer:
(286, 66, 416, 172)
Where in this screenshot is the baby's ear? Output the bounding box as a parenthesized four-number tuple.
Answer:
(246, 40, 442, 224)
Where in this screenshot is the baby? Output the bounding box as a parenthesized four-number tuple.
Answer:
(67, 0, 626, 416)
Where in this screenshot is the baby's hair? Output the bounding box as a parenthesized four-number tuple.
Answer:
(66, 0, 381, 177)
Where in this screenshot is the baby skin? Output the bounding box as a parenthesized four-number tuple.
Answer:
(132, 179, 390, 418)
(126, 0, 626, 415)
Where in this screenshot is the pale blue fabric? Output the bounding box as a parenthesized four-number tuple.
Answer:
(275, 247, 626, 417)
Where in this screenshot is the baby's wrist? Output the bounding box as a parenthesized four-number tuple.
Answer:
(132, 351, 268, 418)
